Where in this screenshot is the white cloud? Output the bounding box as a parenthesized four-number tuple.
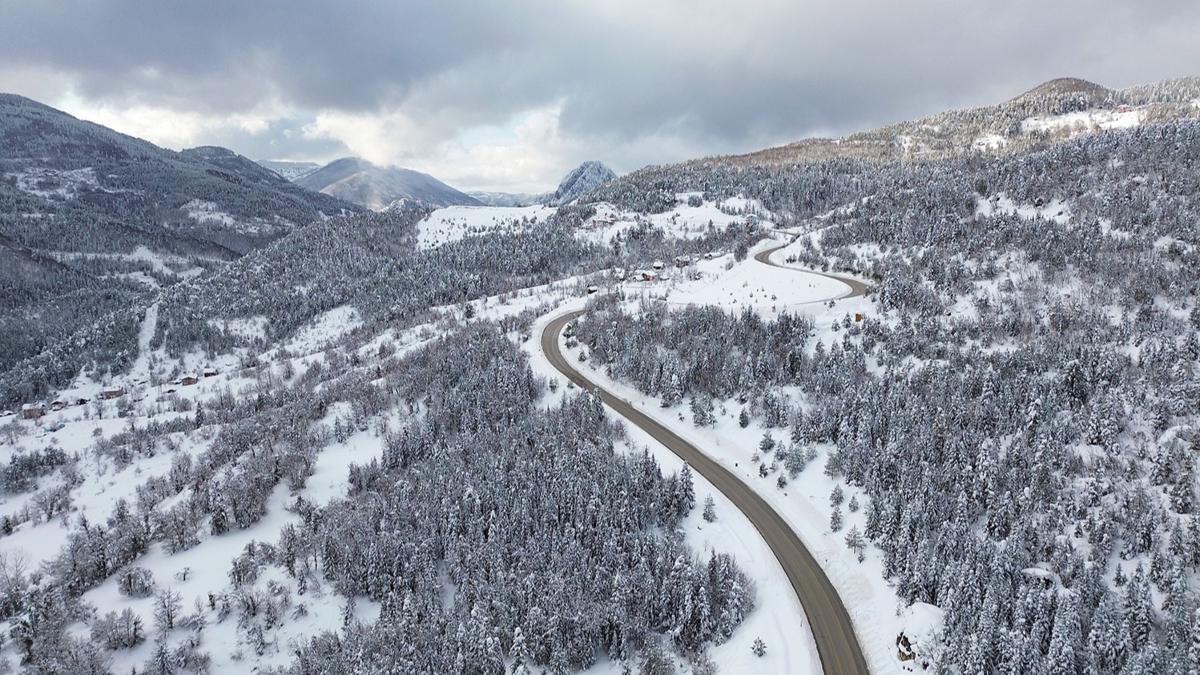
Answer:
(53, 91, 294, 150)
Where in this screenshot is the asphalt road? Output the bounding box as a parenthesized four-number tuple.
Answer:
(542, 306, 872, 675)
(754, 244, 871, 301)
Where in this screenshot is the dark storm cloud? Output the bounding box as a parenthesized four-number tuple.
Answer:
(1, 0, 1198, 168)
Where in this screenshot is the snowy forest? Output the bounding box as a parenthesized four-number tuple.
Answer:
(573, 120, 1200, 672)
(2, 72, 1200, 674)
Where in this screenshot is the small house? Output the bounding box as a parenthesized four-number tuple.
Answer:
(74, 397, 89, 406)
(586, 285, 599, 295)
(101, 386, 125, 400)
(202, 367, 219, 378)
(652, 260, 665, 271)
(181, 374, 199, 386)
(640, 270, 658, 282)
(50, 399, 66, 411)
(673, 255, 692, 268)
(22, 403, 46, 420)
(854, 313, 865, 322)
(591, 215, 616, 228)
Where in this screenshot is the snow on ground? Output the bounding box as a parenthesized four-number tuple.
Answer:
(579, 196, 767, 246)
(6, 166, 105, 200)
(182, 199, 238, 226)
(51, 245, 207, 281)
(525, 241, 931, 673)
(526, 301, 821, 675)
(619, 239, 865, 319)
(273, 305, 362, 357)
(975, 193, 1071, 224)
(417, 204, 557, 249)
(182, 199, 289, 235)
(208, 315, 269, 341)
(972, 134, 1008, 152)
(1020, 107, 1142, 135)
(79, 481, 380, 673)
(545, 315, 916, 674)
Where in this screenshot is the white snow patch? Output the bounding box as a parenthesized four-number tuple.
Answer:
(417, 204, 557, 249)
(972, 134, 1008, 152)
(1021, 108, 1142, 135)
(975, 193, 1071, 224)
(208, 316, 269, 341)
(5, 166, 105, 200)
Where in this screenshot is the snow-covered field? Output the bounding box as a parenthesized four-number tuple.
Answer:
(418, 194, 768, 251)
(417, 204, 557, 249)
(616, 239, 868, 321)
(975, 192, 1071, 224)
(1021, 107, 1142, 135)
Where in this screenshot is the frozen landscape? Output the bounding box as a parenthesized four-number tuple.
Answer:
(3, 5, 1200, 673)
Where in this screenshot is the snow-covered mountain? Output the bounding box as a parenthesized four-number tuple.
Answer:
(296, 157, 481, 210)
(546, 160, 616, 205)
(466, 161, 616, 207)
(691, 76, 1200, 168)
(0, 93, 359, 380)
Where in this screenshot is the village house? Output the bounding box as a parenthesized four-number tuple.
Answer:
(202, 367, 219, 378)
(181, 374, 199, 386)
(50, 399, 66, 411)
(22, 403, 46, 420)
(102, 386, 125, 400)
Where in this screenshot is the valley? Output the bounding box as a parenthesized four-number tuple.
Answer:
(1, 71, 1199, 675)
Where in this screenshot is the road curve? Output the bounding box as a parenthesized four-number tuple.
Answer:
(542, 311, 871, 675)
(754, 244, 871, 301)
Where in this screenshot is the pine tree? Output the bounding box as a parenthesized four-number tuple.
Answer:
(1046, 594, 1080, 675)
(759, 432, 775, 454)
(702, 496, 717, 523)
(752, 637, 766, 657)
(845, 526, 866, 562)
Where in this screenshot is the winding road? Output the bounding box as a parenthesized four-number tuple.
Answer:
(541, 247, 873, 675)
(753, 243, 871, 301)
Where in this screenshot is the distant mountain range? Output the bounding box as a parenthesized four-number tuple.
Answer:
(257, 159, 322, 181)
(467, 190, 544, 207)
(684, 76, 1200, 169)
(293, 157, 480, 210)
(261, 156, 619, 210)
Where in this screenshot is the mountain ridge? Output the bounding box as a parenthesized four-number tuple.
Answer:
(296, 156, 481, 209)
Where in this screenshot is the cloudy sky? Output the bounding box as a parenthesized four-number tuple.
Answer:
(2, 1, 1197, 192)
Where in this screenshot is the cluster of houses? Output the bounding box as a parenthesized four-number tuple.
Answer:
(9, 366, 221, 422)
(610, 255, 701, 284)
